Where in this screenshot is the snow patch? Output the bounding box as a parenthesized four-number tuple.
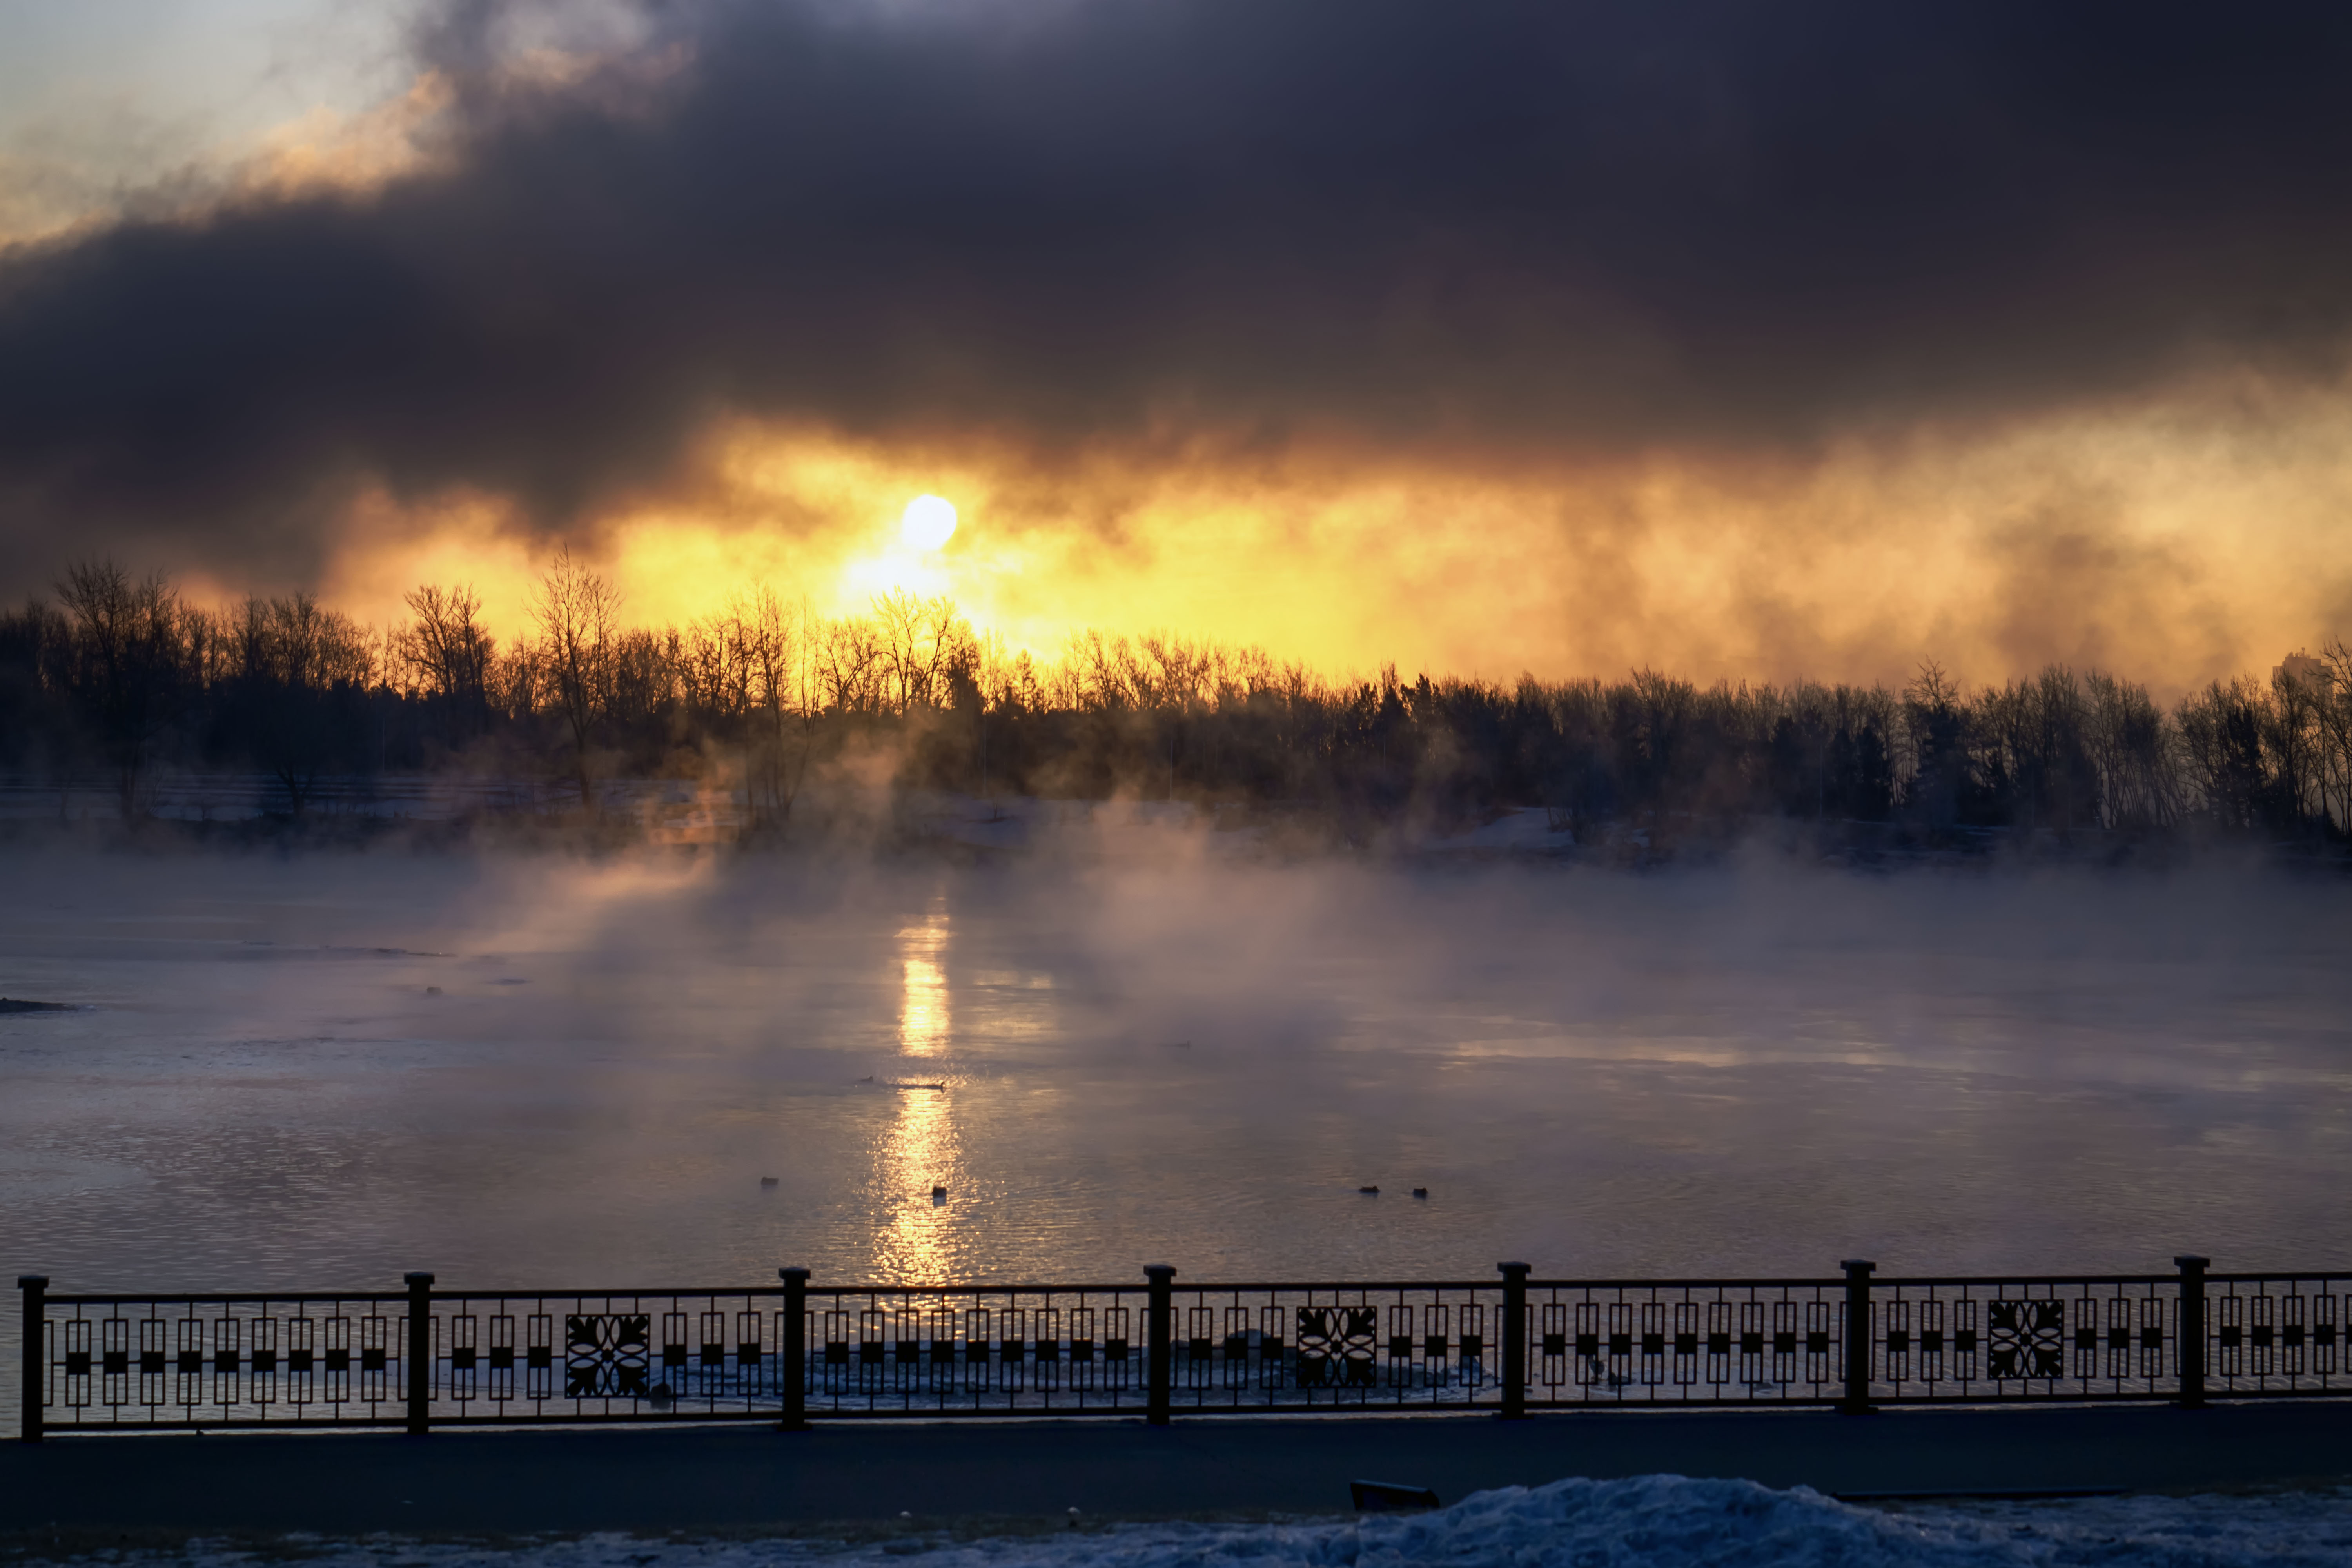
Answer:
(25, 1475, 2352, 1568)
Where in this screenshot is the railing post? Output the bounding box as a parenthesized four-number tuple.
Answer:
(1498, 1262, 1531, 1420)
(2176, 1255, 2209, 1409)
(1838, 1260, 1875, 1415)
(1144, 1264, 1176, 1427)
(779, 1267, 810, 1431)
(404, 1272, 434, 1436)
(18, 1275, 45, 1444)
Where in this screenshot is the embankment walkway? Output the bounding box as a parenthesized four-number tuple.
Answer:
(4, 1404, 2348, 1539)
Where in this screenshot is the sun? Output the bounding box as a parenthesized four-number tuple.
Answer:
(901, 494, 958, 550)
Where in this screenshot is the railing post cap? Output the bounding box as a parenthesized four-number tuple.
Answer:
(17, 1274, 47, 1289)
(403, 1271, 435, 1286)
(1143, 1263, 1176, 1281)
(2175, 1254, 2210, 1269)
(1840, 1259, 1876, 1274)
(779, 1267, 810, 1282)
(1498, 1261, 1532, 1277)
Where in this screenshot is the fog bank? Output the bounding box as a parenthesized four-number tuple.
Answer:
(3, 845, 2345, 1299)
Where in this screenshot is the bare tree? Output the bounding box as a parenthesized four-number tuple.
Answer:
(54, 560, 190, 818)
(2267, 654, 2328, 832)
(684, 604, 754, 722)
(2176, 678, 2273, 829)
(872, 589, 977, 712)
(399, 584, 496, 744)
(817, 616, 887, 714)
(530, 548, 621, 809)
(2319, 640, 2352, 834)
(736, 586, 814, 825)
(228, 593, 371, 815)
(604, 626, 680, 737)
(2082, 670, 2179, 830)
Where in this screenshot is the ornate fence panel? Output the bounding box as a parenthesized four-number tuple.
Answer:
(1161, 1281, 1506, 1413)
(24, 1290, 412, 1432)
(2204, 1272, 2352, 1399)
(428, 1288, 793, 1425)
(19, 1257, 2352, 1438)
(1522, 1279, 1849, 1408)
(799, 1283, 1149, 1417)
(1862, 1275, 2179, 1405)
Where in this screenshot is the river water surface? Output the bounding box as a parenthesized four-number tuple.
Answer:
(4, 838, 2350, 1423)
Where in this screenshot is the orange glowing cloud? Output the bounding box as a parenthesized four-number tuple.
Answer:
(309, 370, 2352, 700)
(11, 0, 2351, 705)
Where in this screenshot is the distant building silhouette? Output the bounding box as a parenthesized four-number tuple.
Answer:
(2275, 650, 2328, 693)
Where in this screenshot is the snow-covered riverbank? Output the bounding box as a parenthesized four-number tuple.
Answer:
(15, 1476, 2352, 1568)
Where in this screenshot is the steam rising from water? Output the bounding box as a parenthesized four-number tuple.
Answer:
(1, 840, 2347, 1333)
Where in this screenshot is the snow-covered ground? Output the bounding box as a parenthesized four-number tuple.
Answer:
(15, 1476, 2352, 1568)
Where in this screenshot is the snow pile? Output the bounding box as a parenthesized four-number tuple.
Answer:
(28, 1476, 2352, 1568)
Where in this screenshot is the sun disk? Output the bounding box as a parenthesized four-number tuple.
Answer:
(901, 494, 958, 550)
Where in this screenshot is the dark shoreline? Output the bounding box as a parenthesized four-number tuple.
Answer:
(4, 1404, 2347, 1544)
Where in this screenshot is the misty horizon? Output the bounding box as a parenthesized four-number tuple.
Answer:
(6, 555, 2351, 855)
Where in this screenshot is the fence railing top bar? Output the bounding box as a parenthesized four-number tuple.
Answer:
(802, 1278, 1698, 1295)
(40, 1290, 411, 1307)
(425, 1286, 788, 1302)
(1524, 1276, 1846, 1290)
(1114, 1280, 1505, 1294)
(25, 1269, 2256, 1307)
(1866, 1273, 2184, 1289)
(806, 1283, 1148, 1297)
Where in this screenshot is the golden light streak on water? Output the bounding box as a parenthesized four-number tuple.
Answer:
(872, 896, 960, 1283)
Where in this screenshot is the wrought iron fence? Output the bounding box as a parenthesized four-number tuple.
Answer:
(19, 1255, 2349, 1438)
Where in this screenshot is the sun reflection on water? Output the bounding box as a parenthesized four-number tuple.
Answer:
(873, 897, 960, 1282)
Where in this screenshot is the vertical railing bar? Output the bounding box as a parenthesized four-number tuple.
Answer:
(1839, 1261, 1874, 1415)
(403, 1272, 433, 1436)
(19, 1275, 45, 1443)
(779, 1269, 809, 1429)
(2176, 1255, 2208, 1409)
(1499, 1263, 1529, 1420)
(1143, 1266, 1174, 1425)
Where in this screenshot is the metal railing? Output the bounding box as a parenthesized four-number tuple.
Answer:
(20, 1255, 2351, 1438)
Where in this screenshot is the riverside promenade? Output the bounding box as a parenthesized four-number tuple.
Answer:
(3, 1404, 2350, 1540)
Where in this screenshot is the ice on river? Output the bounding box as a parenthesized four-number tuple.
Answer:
(17, 1476, 2352, 1568)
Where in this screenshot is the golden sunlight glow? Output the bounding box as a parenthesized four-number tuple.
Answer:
(873, 898, 958, 1283)
(841, 544, 955, 603)
(901, 494, 959, 551)
(898, 906, 951, 1059)
(309, 374, 2352, 699)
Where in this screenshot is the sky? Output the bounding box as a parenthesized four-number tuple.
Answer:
(1, 0, 2348, 693)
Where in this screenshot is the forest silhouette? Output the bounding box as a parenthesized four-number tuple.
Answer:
(2, 557, 2347, 854)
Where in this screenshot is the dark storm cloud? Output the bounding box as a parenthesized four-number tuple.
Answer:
(4, 0, 2351, 581)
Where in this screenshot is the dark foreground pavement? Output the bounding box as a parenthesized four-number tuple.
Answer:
(3, 1404, 2349, 1539)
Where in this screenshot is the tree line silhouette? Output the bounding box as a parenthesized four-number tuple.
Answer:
(2, 557, 2347, 849)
